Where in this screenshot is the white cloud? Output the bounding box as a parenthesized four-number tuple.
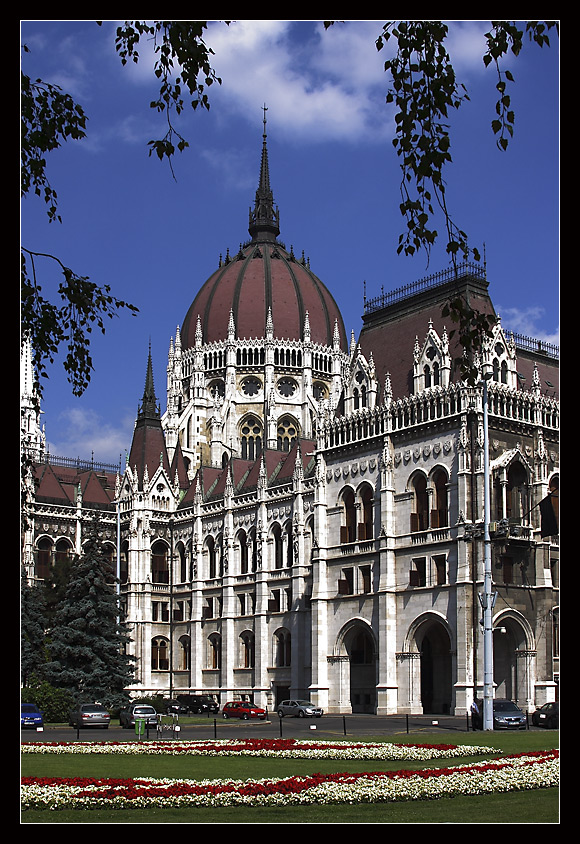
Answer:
(497, 306, 559, 347)
(46, 407, 133, 467)
(205, 21, 392, 143)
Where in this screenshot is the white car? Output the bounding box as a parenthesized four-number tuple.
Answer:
(277, 699, 323, 718)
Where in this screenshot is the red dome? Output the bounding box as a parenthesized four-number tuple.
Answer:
(181, 241, 347, 350)
(182, 116, 347, 351)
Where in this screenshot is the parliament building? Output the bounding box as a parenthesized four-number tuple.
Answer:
(21, 124, 559, 716)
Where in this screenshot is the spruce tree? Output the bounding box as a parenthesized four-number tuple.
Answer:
(43, 515, 134, 710)
(21, 568, 48, 686)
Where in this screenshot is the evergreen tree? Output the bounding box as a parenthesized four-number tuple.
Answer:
(43, 515, 134, 709)
(21, 568, 48, 686)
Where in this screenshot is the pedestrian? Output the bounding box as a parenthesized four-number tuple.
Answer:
(470, 697, 480, 730)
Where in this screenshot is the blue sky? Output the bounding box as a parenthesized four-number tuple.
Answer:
(21, 20, 559, 467)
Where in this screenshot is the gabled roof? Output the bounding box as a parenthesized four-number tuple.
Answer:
(179, 439, 317, 509)
(359, 267, 496, 400)
(33, 462, 117, 508)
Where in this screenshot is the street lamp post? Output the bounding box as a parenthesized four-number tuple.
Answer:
(481, 373, 495, 730)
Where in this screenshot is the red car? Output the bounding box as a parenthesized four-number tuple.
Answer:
(222, 701, 267, 720)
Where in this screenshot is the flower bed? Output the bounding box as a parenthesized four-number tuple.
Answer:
(22, 737, 497, 760)
(21, 751, 558, 810)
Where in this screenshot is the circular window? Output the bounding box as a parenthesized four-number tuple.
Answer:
(241, 377, 261, 397)
(277, 377, 297, 397)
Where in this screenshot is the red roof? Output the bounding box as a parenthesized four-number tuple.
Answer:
(181, 242, 347, 350)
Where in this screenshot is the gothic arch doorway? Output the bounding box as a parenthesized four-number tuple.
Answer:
(493, 612, 534, 707)
(410, 615, 453, 714)
(337, 621, 377, 713)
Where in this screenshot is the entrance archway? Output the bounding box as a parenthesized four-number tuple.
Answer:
(336, 620, 377, 713)
(493, 611, 534, 707)
(408, 615, 453, 714)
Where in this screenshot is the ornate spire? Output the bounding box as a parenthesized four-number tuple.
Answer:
(137, 342, 160, 422)
(248, 105, 280, 242)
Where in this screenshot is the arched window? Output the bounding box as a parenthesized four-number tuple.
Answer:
(151, 636, 169, 671)
(237, 530, 248, 574)
(358, 485, 373, 540)
(120, 540, 129, 584)
(178, 636, 190, 671)
(240, 631, 255, 668)
(249, 527, 258, 572)
(411, 474, 429, 532)
(340, 488, 357, 544)
(176, 542, 187, 582)
(274, 629, 291, 666)
(206, 536, 217, 579)
(241, 415, 263, 460)
(277, 416, 299, 451)
(506, 462, 528, 522)
(151, 541, 169, 583)
(432, 470, 448, 528)
(208, 633, 221, 670)
(272, 523, 283, 569)
(284, 521, 293, 567)
(36, 537, 52, 579)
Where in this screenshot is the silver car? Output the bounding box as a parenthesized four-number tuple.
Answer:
(277, 699, 323, 718)
(69, 703, 111, 729)
(120, 703, 158, 729)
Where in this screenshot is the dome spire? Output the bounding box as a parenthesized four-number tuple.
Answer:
(248, 105, 280, 242)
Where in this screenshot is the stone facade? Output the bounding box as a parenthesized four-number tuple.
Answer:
(21, 129, 559, 716)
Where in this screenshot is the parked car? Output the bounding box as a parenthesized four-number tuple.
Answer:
(472, 699, 527, 730)
(222, 701, 267, 720)
(277, 699, 324, 718)
(532, 701, 559, 728)
(69, 703, 111, 729)
(176, 694, 219, 714)
(21, 703, 44, 729)
(163, 699, 189, 715)
(119, 703, 158, 729)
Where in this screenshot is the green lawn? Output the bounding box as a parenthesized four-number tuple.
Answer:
(21, 730, 559, 824)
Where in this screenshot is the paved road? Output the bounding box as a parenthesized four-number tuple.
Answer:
(21, 712, 549, 744)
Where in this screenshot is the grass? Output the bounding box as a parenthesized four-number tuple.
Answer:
(21, 729, 559, 824)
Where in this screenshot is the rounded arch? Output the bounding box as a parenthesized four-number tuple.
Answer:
(334, 618, 377, 713)
(177, 634, 190, 671)
(273, 626, 291, 667)
(239, 628, 255, 668)
(338, 484, 357, 544)
(430, 466, 449, 528)
(235, 528, 249, 574)
(270, 521, 283, 569)
(151, 635, 169, 671)
(204, 534, 218, 579)
(357, 481, 374, 540)
(409, 469, 429, 532)
(405, 612, 454, 714)
(493, 609, 536, 704)
(151, 539, 170, 584)
(277, 414, 300, 451)
(207, 631, 222, 670)
(239, 414, 263, 461)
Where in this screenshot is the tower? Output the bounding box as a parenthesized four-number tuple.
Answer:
(163, 112, 350, 475)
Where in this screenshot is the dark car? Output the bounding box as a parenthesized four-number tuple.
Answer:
(176, 694, 219, 714)
(472, 698, 527, 730)
(68, 703, 111, 729)
(532, 701, 559, 728)
(119, 703, 158, 729)
(163, 699, 189, 715)
(21, 703, 44, 729)
(277, 699, 323, 718)
(222, 701, 267, 720)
